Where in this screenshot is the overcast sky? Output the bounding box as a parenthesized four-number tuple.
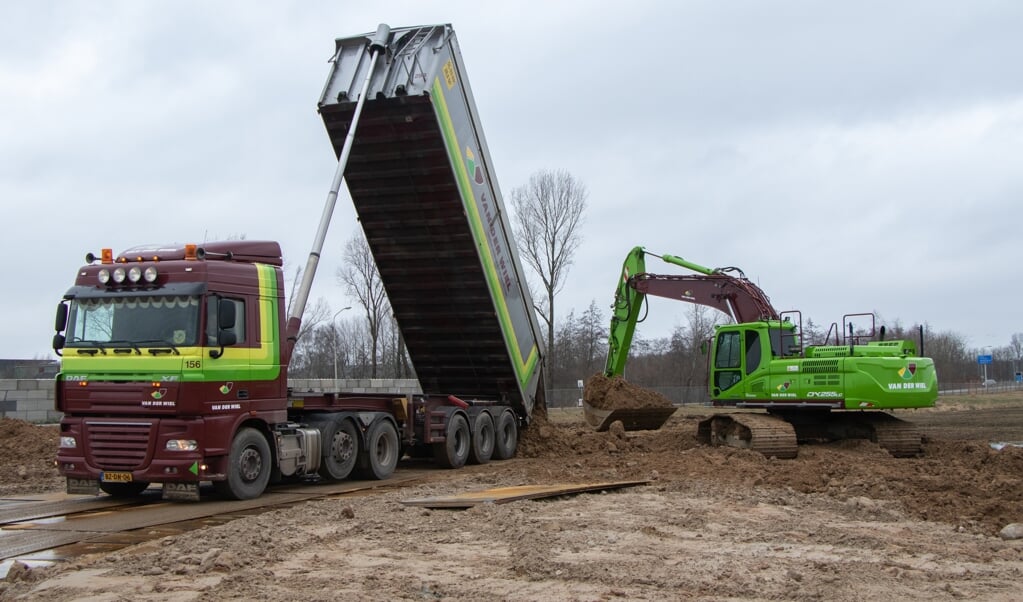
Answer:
(3, 1, 1022, 361)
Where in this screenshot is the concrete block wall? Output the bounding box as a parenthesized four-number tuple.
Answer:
(0, 379, 423, 423)
(0, 379, 62, 423)
(288, 379, 422, 395)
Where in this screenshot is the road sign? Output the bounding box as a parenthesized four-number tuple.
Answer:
(977, 354, 993, 365)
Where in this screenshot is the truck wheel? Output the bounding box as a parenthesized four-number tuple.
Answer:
(319, 418, 359, 481)
(468, 412, 495, 465)
(99, 480, 150, 497)
(493, 410, 518, 460)
(213, 427, 271, 500)
(433, 413, 470, 469)
(356, 420, 399, 480)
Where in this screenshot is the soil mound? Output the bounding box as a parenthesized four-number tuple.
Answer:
(583, 373, 672, 410)
(0, 417, 62, 495)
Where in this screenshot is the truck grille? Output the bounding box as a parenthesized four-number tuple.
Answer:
(86, 421, 153, 470)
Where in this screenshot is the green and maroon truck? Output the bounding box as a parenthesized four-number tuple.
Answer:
(52, 24, 546, 501)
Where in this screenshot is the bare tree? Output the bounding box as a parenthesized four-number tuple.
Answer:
(510, 169, 587, 389)
(577, 300, 608, 377)
(1010, 334, 1023, 374)
(336, 232, 390, 378)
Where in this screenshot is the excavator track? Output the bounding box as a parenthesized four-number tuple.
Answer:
(697, 411, 921, 459)
(697, 413, 798, 459)
(775, 410, 923, 458)
(843, 412, 923, 457)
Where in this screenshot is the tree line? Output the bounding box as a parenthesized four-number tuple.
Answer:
(290, 167, 1022, 398)
(292, 283, 1022, 396)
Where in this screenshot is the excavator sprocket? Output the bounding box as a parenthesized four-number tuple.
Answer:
(697, 413, 798, 459)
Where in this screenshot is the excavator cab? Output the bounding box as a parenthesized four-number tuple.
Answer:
(710, 320, 799, 399)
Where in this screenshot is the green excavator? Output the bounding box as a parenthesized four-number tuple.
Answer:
(588, 246, 938, 458)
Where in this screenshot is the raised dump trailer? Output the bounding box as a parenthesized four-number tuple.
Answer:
(51, 24, 545, 502)
(318, 24, 546, 418)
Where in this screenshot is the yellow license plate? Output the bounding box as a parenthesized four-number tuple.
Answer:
(101, 471, 133, 483)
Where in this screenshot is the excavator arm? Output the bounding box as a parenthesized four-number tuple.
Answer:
(604, 246, 779, 377)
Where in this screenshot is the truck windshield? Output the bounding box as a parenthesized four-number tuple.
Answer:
(66, 295, 201, 347)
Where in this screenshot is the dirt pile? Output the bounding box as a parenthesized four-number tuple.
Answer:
(582, 373, 673, 409)
(3, 408, 1021, 535)
(520, 408, 1023, 535)
(0, 418, 61, 496)
(2, 403, 1023, 600)
(4, 405, 1023, 601)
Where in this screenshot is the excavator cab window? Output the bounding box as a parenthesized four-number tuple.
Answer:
(713, 331, 743, 392)
(745, 330, 761, 375)
(769, 327, 800, 358)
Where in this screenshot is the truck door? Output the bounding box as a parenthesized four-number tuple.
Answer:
(203, 295, 251, 398)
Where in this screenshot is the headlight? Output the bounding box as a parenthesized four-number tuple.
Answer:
(98, 269, 110, 284)
(143, 266, 158, 283)
(60, 436, 77, 448)
(166, 439, 198, 451)
(128, 266, 142, 282)
(112, 267, 126, 283)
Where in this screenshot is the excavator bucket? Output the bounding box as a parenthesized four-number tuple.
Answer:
(582, 401, 676, 432)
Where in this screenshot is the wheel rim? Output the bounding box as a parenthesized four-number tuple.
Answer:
(482, 422, 494, 452)
(331, 431, 355, 463)
(239, 447, 263, 482)
(455, 423, 469, 457)
(375, 430, 395, 465)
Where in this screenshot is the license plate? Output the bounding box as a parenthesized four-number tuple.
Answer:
(101, 471, 133, 483)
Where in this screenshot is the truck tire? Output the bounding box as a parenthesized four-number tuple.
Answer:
(318, 418, 359, 481)
(493, 410, 518, 460)
(213, 427, 271, 500)
(356, 419, 399, 480)
(468, 412, 495, 465)
(433, 413, 470, 469)
(99, 480, 150, 497)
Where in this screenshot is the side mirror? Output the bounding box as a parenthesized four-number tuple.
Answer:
(210, 299, 238, 358)
(218, 331, 238, 347)
(55, 303, 69, 332)
(218, 299, 236, 330)
(52, 333, 65, 355)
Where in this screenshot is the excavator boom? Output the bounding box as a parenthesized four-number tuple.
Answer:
(604, 246, 778, 377)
